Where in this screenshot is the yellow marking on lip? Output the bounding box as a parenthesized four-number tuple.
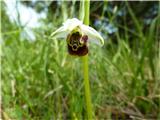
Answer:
(67, 27, 85, 51)
(72, 45, 78, 51)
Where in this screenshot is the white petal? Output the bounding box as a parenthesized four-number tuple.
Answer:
(50, 26, 68, 39)
(81, 25, 104, 46)
(63, 18, 83, 31)
(51, 18, 83, 39)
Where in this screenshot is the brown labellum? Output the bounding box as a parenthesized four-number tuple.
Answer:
(67, 32, 88, 56)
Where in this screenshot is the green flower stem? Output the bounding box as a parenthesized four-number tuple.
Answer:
(82, 55, 92, 119)
(82, 0, 93, 119)
(84, 0, 90, 25)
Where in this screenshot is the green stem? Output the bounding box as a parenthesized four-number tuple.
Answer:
(84, 0, 90, 26)
(82, 55, 92, 119)
(82, 0, 93, 119)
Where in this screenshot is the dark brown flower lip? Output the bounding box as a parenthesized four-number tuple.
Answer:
(68, 44, 88, 56)
(67, 31, 88, 56)
(81, 35, 88, 43)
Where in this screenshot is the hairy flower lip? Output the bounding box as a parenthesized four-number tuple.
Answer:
(81, 35, 88, 43)
(67, 29, 86, 53)
(51, 18, 104, 46)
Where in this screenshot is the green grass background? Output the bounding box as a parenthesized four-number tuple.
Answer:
(1, 1, 160, 119)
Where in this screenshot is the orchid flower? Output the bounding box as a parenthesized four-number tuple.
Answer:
(51, 18, 104, 56)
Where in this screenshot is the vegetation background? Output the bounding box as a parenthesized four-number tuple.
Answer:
(1, 1, 160, 119)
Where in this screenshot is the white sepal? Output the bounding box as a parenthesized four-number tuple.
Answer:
(81, 25, 104, 46)
(50, 26, 68, 39)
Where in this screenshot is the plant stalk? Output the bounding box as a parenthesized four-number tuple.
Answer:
(82, 0, 93, 119)
(82, 55, 92, 119)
